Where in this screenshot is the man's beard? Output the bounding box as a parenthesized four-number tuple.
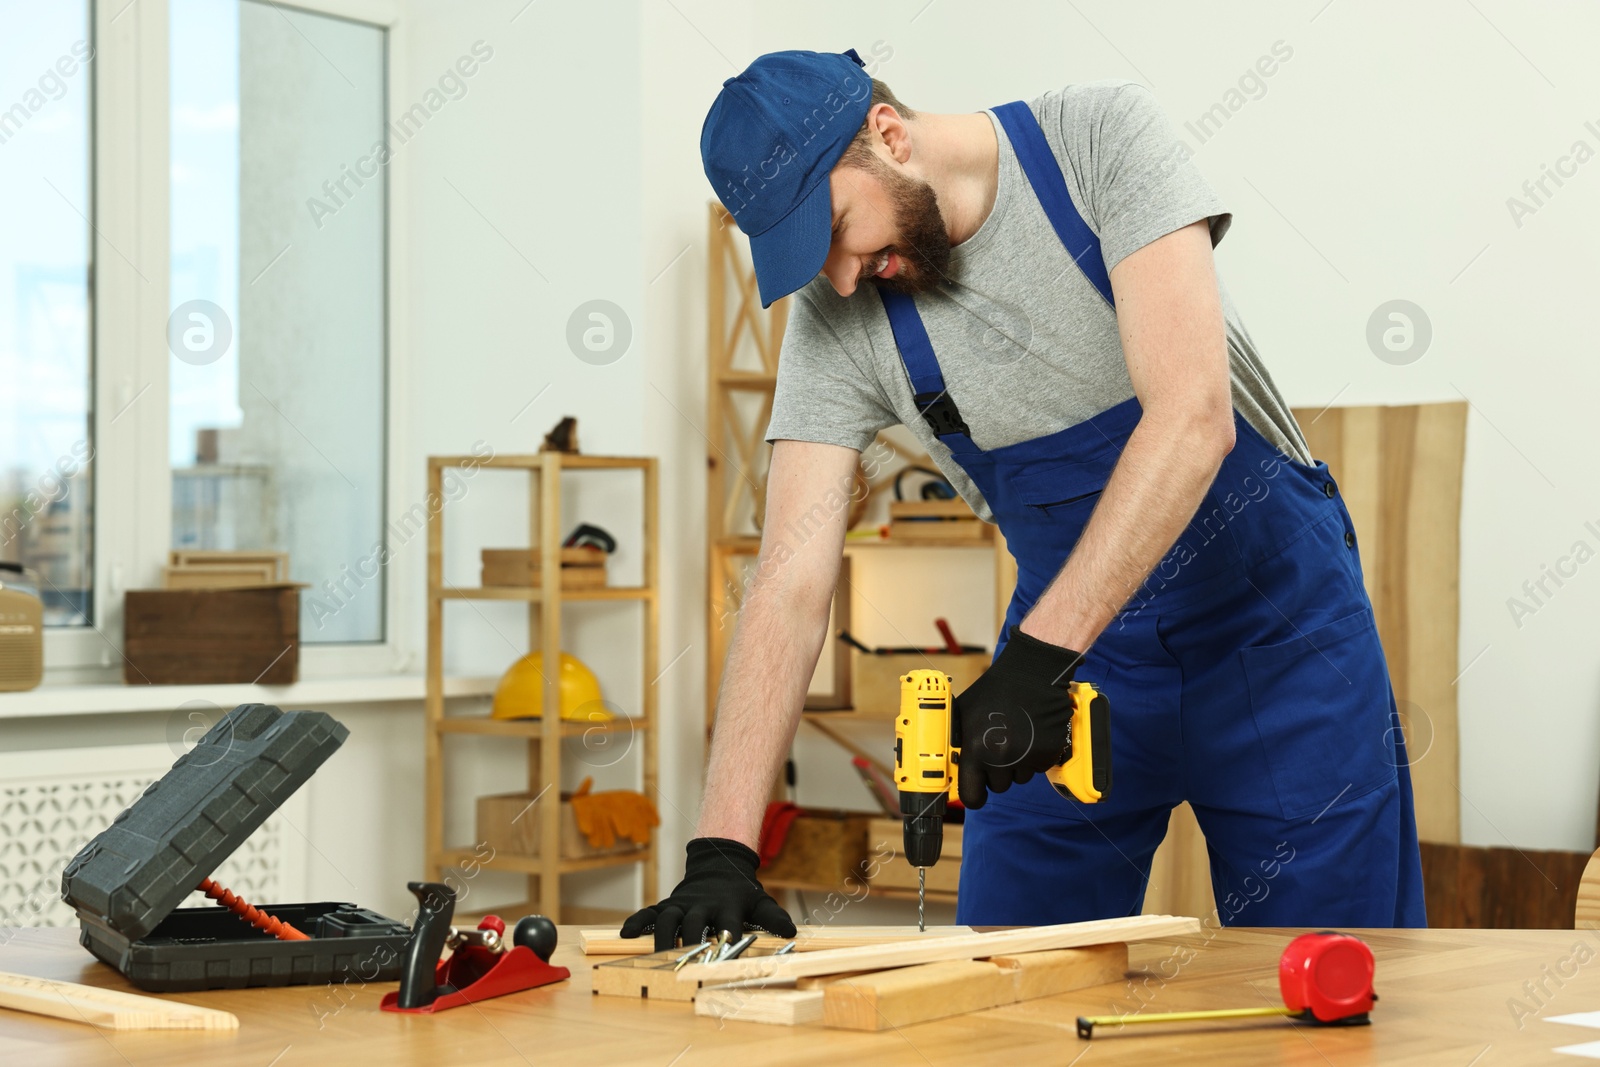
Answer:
(868, 161, 952, 297)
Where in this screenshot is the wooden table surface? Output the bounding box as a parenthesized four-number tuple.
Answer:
(1, 925, 1596, 1065)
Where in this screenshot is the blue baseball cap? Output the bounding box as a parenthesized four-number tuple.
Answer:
(701, 49, 873, 308)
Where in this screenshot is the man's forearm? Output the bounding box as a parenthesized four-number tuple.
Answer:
(1019, 407, 1233, 653)
(694, 574, 833, 849)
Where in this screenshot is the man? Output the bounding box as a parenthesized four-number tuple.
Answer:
(623, 48, 1426, 950)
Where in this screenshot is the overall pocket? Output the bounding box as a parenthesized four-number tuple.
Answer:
(1240, 608, 1397, 821)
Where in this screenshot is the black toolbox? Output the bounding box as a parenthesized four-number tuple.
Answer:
(61, 703, 412, 992)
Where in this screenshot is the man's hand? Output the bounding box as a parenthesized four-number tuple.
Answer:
(953, 627, 1084, 809)
(619, 838, 796, 952)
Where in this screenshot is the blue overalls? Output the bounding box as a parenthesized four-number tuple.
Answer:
(878, 101, 1427, 928)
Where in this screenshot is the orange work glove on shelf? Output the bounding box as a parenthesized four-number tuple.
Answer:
(570, 777, 660, 850)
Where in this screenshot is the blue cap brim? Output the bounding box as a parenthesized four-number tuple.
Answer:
(748, 176, 833, 309)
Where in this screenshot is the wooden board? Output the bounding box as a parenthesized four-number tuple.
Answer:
(1142, 801, 1215, 922)
(1293, 402, 1467, 844)
(161, 563, 278, 589)
(696, 986, 824, 1025)
(578, 924, 974, 956)
(1578, 849, 1600, 928)
(887, 519, 992, 544)
(168, 550, 288, 581)
(0, 970, 237, 1031)
(592, 944, 799, 1002)
(676, 914, 1201, 984)
(822, 943, 1127, 1031)
(480, 547, 607, 588)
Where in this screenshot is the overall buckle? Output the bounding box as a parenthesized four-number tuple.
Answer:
(914, 391, 970, 437)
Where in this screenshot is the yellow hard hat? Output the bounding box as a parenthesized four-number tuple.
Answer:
(491, 651, 609, 721)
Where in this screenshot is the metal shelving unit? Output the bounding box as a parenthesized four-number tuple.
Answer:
(425, 451, 659, 923)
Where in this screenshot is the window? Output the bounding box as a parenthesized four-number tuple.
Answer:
(0, 3, 94, 628)
(169, 0, 388, 643)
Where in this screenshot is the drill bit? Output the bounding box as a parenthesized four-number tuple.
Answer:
(917, 867, 926, 932)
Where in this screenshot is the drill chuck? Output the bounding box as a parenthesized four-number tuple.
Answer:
(899, 790, 946, 869)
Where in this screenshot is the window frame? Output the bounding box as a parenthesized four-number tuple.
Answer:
(48, 0, 410, 683)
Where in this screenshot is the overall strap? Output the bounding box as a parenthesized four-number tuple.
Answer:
(879, 288, 972, 440)
(991, 100, 1115, 307)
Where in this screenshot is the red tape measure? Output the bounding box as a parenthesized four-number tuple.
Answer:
(1078, 931, 1376, 1038)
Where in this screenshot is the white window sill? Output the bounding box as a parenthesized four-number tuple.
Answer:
(0, 675, 497, 721)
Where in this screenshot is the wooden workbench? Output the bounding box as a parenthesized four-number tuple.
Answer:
(1, 925, 1594, 1065)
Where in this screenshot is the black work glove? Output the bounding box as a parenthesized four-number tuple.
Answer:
(619, 837, 797, 952)
(953, 626, 1084, 810)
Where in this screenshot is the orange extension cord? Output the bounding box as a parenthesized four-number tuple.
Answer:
(198, 877, 309, 941)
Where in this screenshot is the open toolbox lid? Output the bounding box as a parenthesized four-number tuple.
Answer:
(61, 703, 348, 942)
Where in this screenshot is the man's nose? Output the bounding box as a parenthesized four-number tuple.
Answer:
(820, 247, 858, 298)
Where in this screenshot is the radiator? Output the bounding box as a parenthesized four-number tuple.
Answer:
(0, 742, 308, 929)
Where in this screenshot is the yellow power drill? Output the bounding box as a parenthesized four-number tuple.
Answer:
(893, 668, 1111, 929)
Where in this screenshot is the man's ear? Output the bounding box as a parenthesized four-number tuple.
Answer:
(867, 103, 913, 165)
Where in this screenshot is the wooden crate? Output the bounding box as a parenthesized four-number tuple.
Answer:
(761, 810, 871, 887)
(475, 791, 640, 860)
(850, 652, 988, 717)
(123, 586, 298, 685)
(887, 499, 991, 543)
(867, 817, 963, 894)
(480, 547, 607, 589)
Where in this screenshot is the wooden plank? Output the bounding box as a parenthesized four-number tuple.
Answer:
(990, 943, 1128, 1000)
(592, 955, 713, 1002)
(0, 971, 237, 1031)
(1290, 401, 1466, 845)
(823, 959, 1011, 1031)
(538, 451, 563, 920)
(676, 914, 1201, 983)
(820, 943, 1129, 1031)
(1578, 850, 1600, 928)
(695, 987, 824, 1025)
(642, 456, 660, 912)
(578, 924, 974, 956)
(1143, 801, 1215, 920)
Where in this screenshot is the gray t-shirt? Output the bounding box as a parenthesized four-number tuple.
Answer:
(765, 81, 1311, 522)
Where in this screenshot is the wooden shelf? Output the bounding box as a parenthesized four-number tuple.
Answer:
(426, 450, 659, 924)
(800, 708, 892, 722)
(844, 537, 996, 549)
(436, 585, 653, 602)
(435, 846, 650, 876)
(436, 716, 648, 738)
(432, 454, 652, 471)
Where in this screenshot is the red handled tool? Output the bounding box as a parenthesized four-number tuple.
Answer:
(1076, 932, 1376, 1038)
(381, 881, 568, 1014)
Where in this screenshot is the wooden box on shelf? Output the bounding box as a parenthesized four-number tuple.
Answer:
(761, 810, 872, 888)
(887, 499, 992, 543)
(123, 586, 299, 685)
(849, 652, 989, 717)
(475, 791, 639, 860)
(480, 547, 607, 589)
(866, 817, 963, 895)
